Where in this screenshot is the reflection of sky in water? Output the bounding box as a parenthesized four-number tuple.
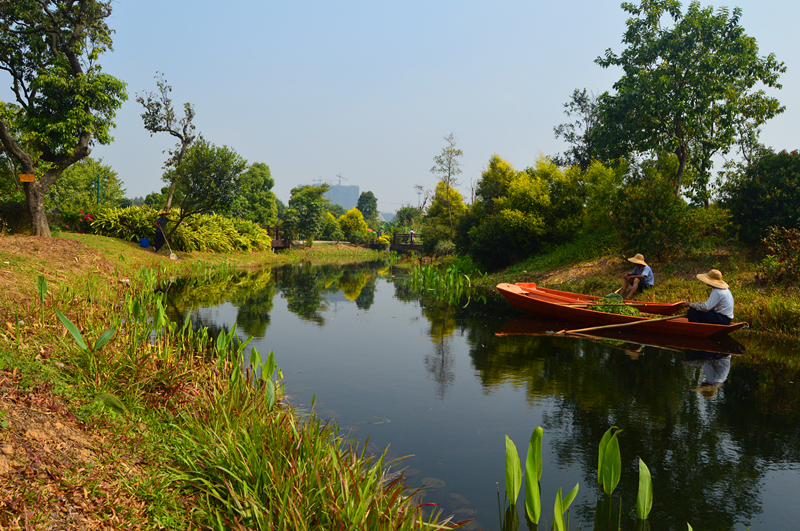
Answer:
(174, 270, 800, 531)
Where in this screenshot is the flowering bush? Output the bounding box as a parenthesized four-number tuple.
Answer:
(60, 207, 95, 234)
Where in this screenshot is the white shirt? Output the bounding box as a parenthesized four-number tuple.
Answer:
(689, 288, 734, 319)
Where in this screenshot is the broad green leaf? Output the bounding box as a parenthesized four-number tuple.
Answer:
(505, 435, 522, 505)
(55, 309, 88, 351)
(601, 430, 622, 495)
(563, 483, 579, 510)
(636, 458, 653, 519)
(93, 328, 116, 351)
(37, 275, 47, 303)
(553, 488, 565, 531)
(598, 427, 615, 484)
(524, 426, 543, 523)
(687, 524, 693, 531)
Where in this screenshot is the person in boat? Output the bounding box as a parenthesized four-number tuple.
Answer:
(621, 253, 654, 299)
(682, 269, 734, 325)
(152, 210, 173, 253)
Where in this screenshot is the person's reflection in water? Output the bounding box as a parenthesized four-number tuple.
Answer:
(682, 349, 732, 399)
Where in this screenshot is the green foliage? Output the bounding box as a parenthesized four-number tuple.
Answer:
(591, 294, 642, 316)
(172, 139, 248, 218)
(595, 0, 786, 195)
(598, 427, 623, 496)
(356, 190, 378, 222)
(234, 162, 278, 225)
(723, 149, 800, 245)
(91, 206, 270, 252)
(525, 427, 543, 523)
(319, 212, 342, 241)
(0, 0, 128, 235)
(761, 226, 800, 282)
(338, 208, 368, 241)
(636, 458, 653, 520)
(614, 172, 691, 261)
(583, 161, 626, 231)
(47, 158, 127, 211)
(394, 205, 422, 227)
(476, 155, 518, 213)
(553, 485, 579, 531)
(59, 207, 96, 234)
(433, 240, 456, 257)
(505, 435, 522, 505)
(284, 184, 329, 240)
(424, 181, 467, 253)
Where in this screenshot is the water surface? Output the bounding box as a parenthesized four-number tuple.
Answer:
(165, 261, 800, 531)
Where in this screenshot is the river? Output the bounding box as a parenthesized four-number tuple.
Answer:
(164, 260, 800, 531)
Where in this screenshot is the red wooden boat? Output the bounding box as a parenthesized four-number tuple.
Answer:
(497, 283, 747, 338)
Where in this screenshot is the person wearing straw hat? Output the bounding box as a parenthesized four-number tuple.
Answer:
(621, 253, 654, 299)
(152, 210, 174, 254)
(681, 269, 734, 325)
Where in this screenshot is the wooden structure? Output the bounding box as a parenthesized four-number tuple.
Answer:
(496, 282, 747, 338)
(265, 226, 291, 250)
(390, 232, 423, 252)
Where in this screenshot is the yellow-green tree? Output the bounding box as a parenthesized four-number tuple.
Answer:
(337, 208, 368, 240)
(476, 155, 519, 214)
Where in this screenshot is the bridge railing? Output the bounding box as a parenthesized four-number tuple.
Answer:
(392, 233, 421, 245)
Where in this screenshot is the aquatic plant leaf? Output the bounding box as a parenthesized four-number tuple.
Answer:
(553, 487, 565, 531)
(55, 309, 88, 351)
(505, 435, 522, 505)
(636, 458, 653, 519)
(687, 525, 693, 531)
(524, 426, 543, 523)
(562, 483, 579, 510)
(601, 430, 622, 495)
(93, 328, 116, 351)
(598, 427, 613, 483)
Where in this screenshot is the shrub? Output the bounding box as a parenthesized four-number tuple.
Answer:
(338, 208, 368, 240)
(60, 206, 95, 234)
(433, 240, 456, 257)
(723, 149, 800, 246)
(614, 173, 692, 261)
(761, 226, 800, 282)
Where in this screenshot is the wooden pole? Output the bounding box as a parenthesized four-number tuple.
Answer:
(551, 313, 687, 335)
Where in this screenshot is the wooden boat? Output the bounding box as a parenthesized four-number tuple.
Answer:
(514, 282, 684, 316)
(497, 283, 747, 338)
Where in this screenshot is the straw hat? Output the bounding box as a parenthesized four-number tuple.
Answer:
(696, 269, 728, 289)
(627, 253, 647, 266)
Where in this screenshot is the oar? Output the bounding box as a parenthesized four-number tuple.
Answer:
(547, 313, 687, 335)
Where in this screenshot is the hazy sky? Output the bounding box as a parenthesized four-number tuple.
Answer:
(11, 1, 800, 211)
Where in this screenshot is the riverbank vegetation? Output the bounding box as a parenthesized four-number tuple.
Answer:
(0, 235, 464, 529)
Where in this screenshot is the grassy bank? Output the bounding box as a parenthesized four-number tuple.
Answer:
(447, 231, 800, 340)
(0, 234, 456, 530)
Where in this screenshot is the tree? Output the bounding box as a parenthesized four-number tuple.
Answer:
(475, 155, 519, 214)
(595, 0, 785, 198)
(136, 73, 197, 211)
(167, 139, 247, 238)
(0, 1, 127, 236)
(337, 207, 368, 240)
(47, 158, 126, 211)
(430, 133, 463, 238)
(553, 89, 602, 170)
(284, 184, 329, 242)
(356, 191, 378, 222)
(234, 162, 278, 226)
(395, 205, 422, 227)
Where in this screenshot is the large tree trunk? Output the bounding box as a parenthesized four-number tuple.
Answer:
(23, 181, 51, 237)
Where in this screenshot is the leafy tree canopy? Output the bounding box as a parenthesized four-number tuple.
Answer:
(167, 139, 247, 236)
(595, 0, 785, 198)
(476, 154, 519, 214)
(337, 207, 368, 240)
(283, 183, 329, 241)
(234, 162, 278, 226)
(356, 191, 378, 222)
(0, 0, 128, 235)
(47, 158, 126, 211)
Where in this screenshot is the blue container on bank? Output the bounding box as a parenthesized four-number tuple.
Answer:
(140, 238, 149, 248)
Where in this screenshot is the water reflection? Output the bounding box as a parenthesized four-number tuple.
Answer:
(164, 262, 800, 531)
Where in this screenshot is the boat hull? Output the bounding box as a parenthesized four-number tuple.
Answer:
(496, 283, 746, 338)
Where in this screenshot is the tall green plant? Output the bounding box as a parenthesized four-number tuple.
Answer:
(505, 435, 522, 505)
(553, 484, 579, 531)
(598, 427, 622, 496)
(636, 458, 653, 520)
(524, 427, 543, 523)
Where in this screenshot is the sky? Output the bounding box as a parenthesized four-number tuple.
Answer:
(8, 0, 800, 212)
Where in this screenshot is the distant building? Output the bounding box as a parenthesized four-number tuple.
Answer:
(325, 184, 360, 210)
